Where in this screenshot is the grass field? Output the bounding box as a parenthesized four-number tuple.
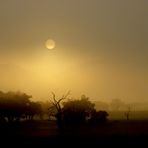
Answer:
(1, 119, 148, 147)
(108, 111, 148, 120)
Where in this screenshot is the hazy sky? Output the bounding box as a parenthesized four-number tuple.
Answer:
(0, 0, 148, 102)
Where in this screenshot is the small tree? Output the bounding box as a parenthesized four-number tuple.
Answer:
(125, 106, 131, 120)
(25, 101, 42, 120)
(62, 95, 95, 126)
(48, 91, 70, 130)
(0, 91, 31, 123)
(90, 110, 109, 125)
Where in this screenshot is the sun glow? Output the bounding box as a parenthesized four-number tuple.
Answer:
(45, 39, 55, 50)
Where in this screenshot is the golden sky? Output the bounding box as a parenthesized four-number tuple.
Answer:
(0, 0, 148, 102)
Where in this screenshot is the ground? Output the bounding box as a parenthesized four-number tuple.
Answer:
(1, 120, 148, 147)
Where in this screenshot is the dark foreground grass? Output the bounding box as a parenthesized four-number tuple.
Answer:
(1, 120, 148, 147)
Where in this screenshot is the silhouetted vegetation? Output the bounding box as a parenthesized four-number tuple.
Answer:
(62, 95, 96, 126)
(48, 94, 109, 127)
(124, 106, 131, 120)
(0, 90, 42, 126)
(24, 101, 42, 120)
(89, 110, 109, 125)
(0, 90, 148, 147)
(48, 91, 70, 131)
(0, 91, 31, 123)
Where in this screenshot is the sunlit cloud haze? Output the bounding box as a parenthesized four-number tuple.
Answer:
(0, 0, 148, 102)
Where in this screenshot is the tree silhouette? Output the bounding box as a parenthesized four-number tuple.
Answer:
(124, 106, 131, 120)
(90, 110, 109, 125)
(48, 91, 70, 131)
(0, 91, 31, 123)
(25, 101, 42, 120)
(62, 95, 95, 126)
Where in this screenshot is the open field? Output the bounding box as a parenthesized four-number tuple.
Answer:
(108, 111, 148, 120)
(1, 119, 148, 147)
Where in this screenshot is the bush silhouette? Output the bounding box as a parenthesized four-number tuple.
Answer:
(0, 91, 31, 123)
(89, 110, 109, 125)
(62, 95, 95, 126)
(0, 90, 42, 124)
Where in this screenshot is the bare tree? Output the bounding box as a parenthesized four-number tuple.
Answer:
(125, 106, 131, 120)
(48, 91, 70, 131)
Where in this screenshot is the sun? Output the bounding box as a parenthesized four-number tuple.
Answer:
(45, 39, 55, 50)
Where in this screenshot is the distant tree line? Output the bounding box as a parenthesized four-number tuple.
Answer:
(0, 91, 42, 125)
(48, 92, 109, 130)
(0, 90, 109, 130)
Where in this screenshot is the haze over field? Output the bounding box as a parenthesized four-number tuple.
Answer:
(0, 0, 148, 102)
